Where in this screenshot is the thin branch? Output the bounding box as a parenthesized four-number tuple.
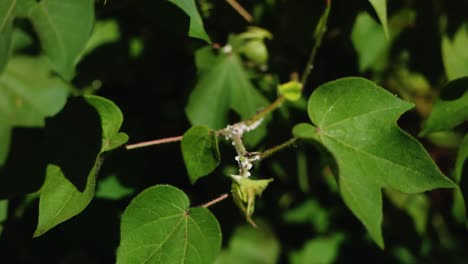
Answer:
(259, 137, 299, 160)
(300, 0, 331, 87)
(226, 0, 253, 23)
(126, 136, 183, 150)
(201, 193, 229, 208)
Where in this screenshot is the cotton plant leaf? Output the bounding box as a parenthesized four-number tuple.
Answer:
(96, 175, 134, 200)
(289, 233, 345, 264)
(117, 185, 221, 264)
(420, 77, 468, 136)
(29, 0, 94, 79)
(442, 24, 468, 81)
(34, 95, 128, 236)
(453, 134, 468, 224)
(369, 0, 389, 39)
(216, 221, 279, 264)
(181, 125, 220, 184)
(293, 77, 455, 248)
(168, 0, 211, 43)
(0, 56, 68, 166)
(0, 0, 16, 73)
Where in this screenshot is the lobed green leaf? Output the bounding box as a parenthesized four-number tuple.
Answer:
(294, 77, 455, 248)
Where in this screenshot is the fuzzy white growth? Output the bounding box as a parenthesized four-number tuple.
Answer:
(222, 44, 233, 54)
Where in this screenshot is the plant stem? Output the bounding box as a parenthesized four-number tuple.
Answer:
(259, 137, 299, 160)
(300, 0, 331, 87)
(201, 193, 229, 208)
(226, 0, 253, 23)
(245, 96, 286, 126)
(126, 136, 183, 150)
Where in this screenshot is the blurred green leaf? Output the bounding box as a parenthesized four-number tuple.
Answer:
(283, 200, 330, 233)
(83, 19, 120, 55)
(0, 56, 68, 165)
(420, 77, 468, 136)
(0, 0, 16, 73)
(385, 189, 429, 235)
(278, 81, 302, 101)
(442, 24, 468, 81)
(453, 134, 468, 224)
(34, 95, 128, 237)
(29, 0, 94, 79)
(293, 77, 455, 248)
(352, 10, 415, 72)
(186, 49, 269, 144)
(117, 185, 221, 264)
(181, 125, 220, 184)
(369, 0, 389, 39)
(216, 221, 280, 264)
(0, 200, 7, 222)
(96, 175, 134, 200)
(12, 28, 33, 52)
(168, 0, 211, 43)
(289, 233, 345, 264)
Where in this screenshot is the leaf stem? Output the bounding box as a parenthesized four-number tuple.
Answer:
(300, 0, 331, 87)
(125, 136, 183, 150)
(259, 137, 299, 160)
(201, 193, 229, 208)
(226, 0, 253, 23)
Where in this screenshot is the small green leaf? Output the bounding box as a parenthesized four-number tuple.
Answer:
(453, 134, 468, 224)
(216, 221, 279, 264)
(181, 125, 220, 184)
(0, 0, 16, 73)
(231, 177, 273, 226)
(297, 77, 455, 248)
(34, 95, 128, 236)
(117, 185, 221, 264)
(29, 0, 94, 79)
(420, 77, 468, 136)
(0, 199, 7, 223)
(96, 175, 134, 200)
(186, 49, 270, 145)
(442, 24, 468, 81)
(369, 0, 389, 39)
(168, 0, 211, 43)
(278, 81, 302, 101)
(289, 233, 345, 264)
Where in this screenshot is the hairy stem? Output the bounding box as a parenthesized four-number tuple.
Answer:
(259, 138, 299, 160)
(126, 136, 183, 150)
(245, 96, 286, 126)
(300, 0, 331, 87)
(201, 193, 229, 208)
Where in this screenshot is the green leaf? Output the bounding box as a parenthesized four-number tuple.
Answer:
(181, 125, 220, 184)
(453, 134, 468, 224)
(351, 10, 415, 72)
(34, 95, 128, 237)
(289, 233, 345, 264)
(420, 77, 468, 136)
(117, 185, 221, 264)
(442, 24, 468, 81)
(0, 0, 16, 73)
(186, 50, 269, 130)
(216, 221, 279, 264)
(83, 19, 120, 55)
(278, 80, 302, 101)
(168, 0, 211, 43)
(369, 0, 389, 39)
(456, 134, 468, 183)
(29, 0, 94, 79)
(96, 175, 134, 200)
(282, 199, 331, 233)
(0, 56, 68, 165)
(294, 77, 455, 248)
(0, 199, 7, 223)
